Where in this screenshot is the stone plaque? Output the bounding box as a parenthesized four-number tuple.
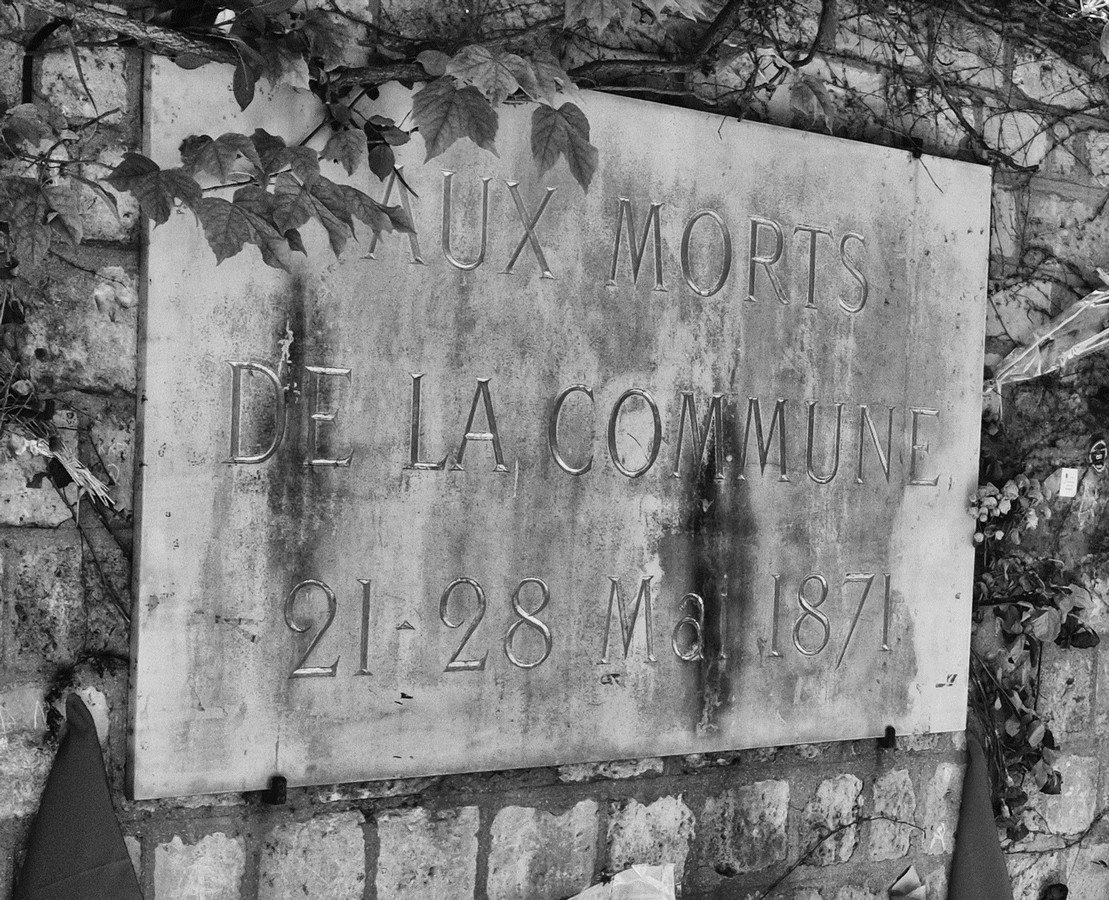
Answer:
(130, 59, 990, 799)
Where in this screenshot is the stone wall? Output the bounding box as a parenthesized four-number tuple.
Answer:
(3, 3, 1109, 898)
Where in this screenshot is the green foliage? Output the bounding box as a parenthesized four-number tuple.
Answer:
(531, 103, 598, 190)
(107, 129, 411, 270)
(970, 447, 1099, 842)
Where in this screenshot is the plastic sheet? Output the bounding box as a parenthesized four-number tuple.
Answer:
(568, 865, 677, 900)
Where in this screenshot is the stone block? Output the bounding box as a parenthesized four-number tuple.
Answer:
(869, 769, 916, 861)
(0, 733, 52, 817)
(1006, 849, 1063, 900)
(375, 806, 479, 900)
(77, 145, 140, 244)
(153, 833, 244, 900)
(311, 775, 439, 802)
(985, 280, 1066, 348)
(1, 529, 85, 671)
(125, 835, 141, 881)
(607, 796, 696, 879)
(39, 46, 130, 123)
(922, 761, 963, 855)
(1063, 841, 1109, 897)
(1036, 644, 1094, 735)
(0, 682, 48, 737)
(558, 758, 663, 782)
(259, 812, 365, 900)
(832, 888, 881, 900)
(1012, 49, 1102, 111)
(1030, 754, 1099, 835)
(923, 864, 947, 899)
(701, 780, 789, 876)
(0, 448, 75, 527)
(983, 110, 1050, 170)
(1086, 131, 1109, 179)
(17, 246, 138, 394)
(487, 801, 598, 900)
(802, 774, 863, 866)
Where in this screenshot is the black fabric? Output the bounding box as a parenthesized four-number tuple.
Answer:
(13, 694, 143, 900)
(948, 733, 1014, 900)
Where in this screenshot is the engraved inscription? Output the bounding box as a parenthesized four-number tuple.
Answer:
(285, 579, 339, 678)
(440, 577, 489, 672)
(503, 577, 553, 669)
(600, 575, 657, 664)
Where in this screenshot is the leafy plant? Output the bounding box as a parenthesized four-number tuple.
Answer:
(970, 446, 1099, 842)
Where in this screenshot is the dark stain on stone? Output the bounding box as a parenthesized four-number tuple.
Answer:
(659, 404, 756, 733)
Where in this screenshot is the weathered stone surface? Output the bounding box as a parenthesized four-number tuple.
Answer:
(311, 776, 439, 803)
(802, 775, 863, 866)
(153, 833, 244, 900)
(0, 683, 48, 737)
(18, 248, 138, 395)
(869, 769, 915, 861)
(1030, 754, 1098, 835)
(922, 761, 963, 855)
(607, 796, 696, 877)
(983, 110, 1050, 169)
(125, 835, 141, 881)
(1036, 645, 1094, 734)
(0, 449, 75, 527)
(1063, 842, 1109, 897)
(558, 758, 663, 782)
(923, 864, 947, 899)
(832, 888, 881, 900)
(1011, 50, 1100, 111)
(79, 149, 141, 244)
(701, 780, 789, 875)
(375, 806, 479, 900)
(487, 802, 598, 900)
(0, 733, 51, 818)
(39, 46, 130, 122)
(1006, 849, 1063, 900)
(1, 529, 84, 671)
(259, 813, 365, 900)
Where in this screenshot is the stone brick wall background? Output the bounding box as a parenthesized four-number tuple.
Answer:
(3, 2, 1109, 898)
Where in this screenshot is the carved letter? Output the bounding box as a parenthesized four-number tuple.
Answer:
(367, 166, 424, 264)
(441, 171, 491, 271)
(672, 592, 705, 662)
(805, 400, 844, 484)
(794, 224, 833, 309)
(839, 232, 868, 313)
(454, 378, 508, 472)
(405, 374, 446, 471)
(607, 198, 666, 291)
(608, 388, 662, 478)
(226, 361, 287, 465)
(502, 182, 556, 278)
(548, 384, 594, 476)
(672, 391, 725, 479)
(738, 398, 790, 482)
(304, 365, 353, 467)
(600, 575, 656, 664)
(747, 216, 788, 305)
(909, 407, 940, 485)
(681, 210, 732, 297)
(856, 404, 894, 484)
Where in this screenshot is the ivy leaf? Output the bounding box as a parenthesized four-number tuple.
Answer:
(232, 58, 258, 111)
(367, 143, 394, 180)
(302, 9, 348, 70)
(789, 74, 834, 133)
(2, 103, 50, 146)
(42, 182, 83, 245)
(193, 196, 283, 264)
(639, 0, 707, 17)
(285, 228, 306, 254)
(530, 52, 578, 106)
(231, 187, 296, 272)
(322, 126, 366, 175)
(446, 45, 533, 105)
(106, 153, 202, 224)
(272, 172, 316, 233)
(1, 177, 51, 268)
(307, 175, 355, 254)
(564, 0, 633, 32)
(417, 49, 449, 77)
(1101, 21, 1109, 63)
(251, 129, 320, 184)
(531, 102, 598, 191)
(412, 78, 498, 161)
(340, 184, 413, 234)
(180, 133, 263, 180)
